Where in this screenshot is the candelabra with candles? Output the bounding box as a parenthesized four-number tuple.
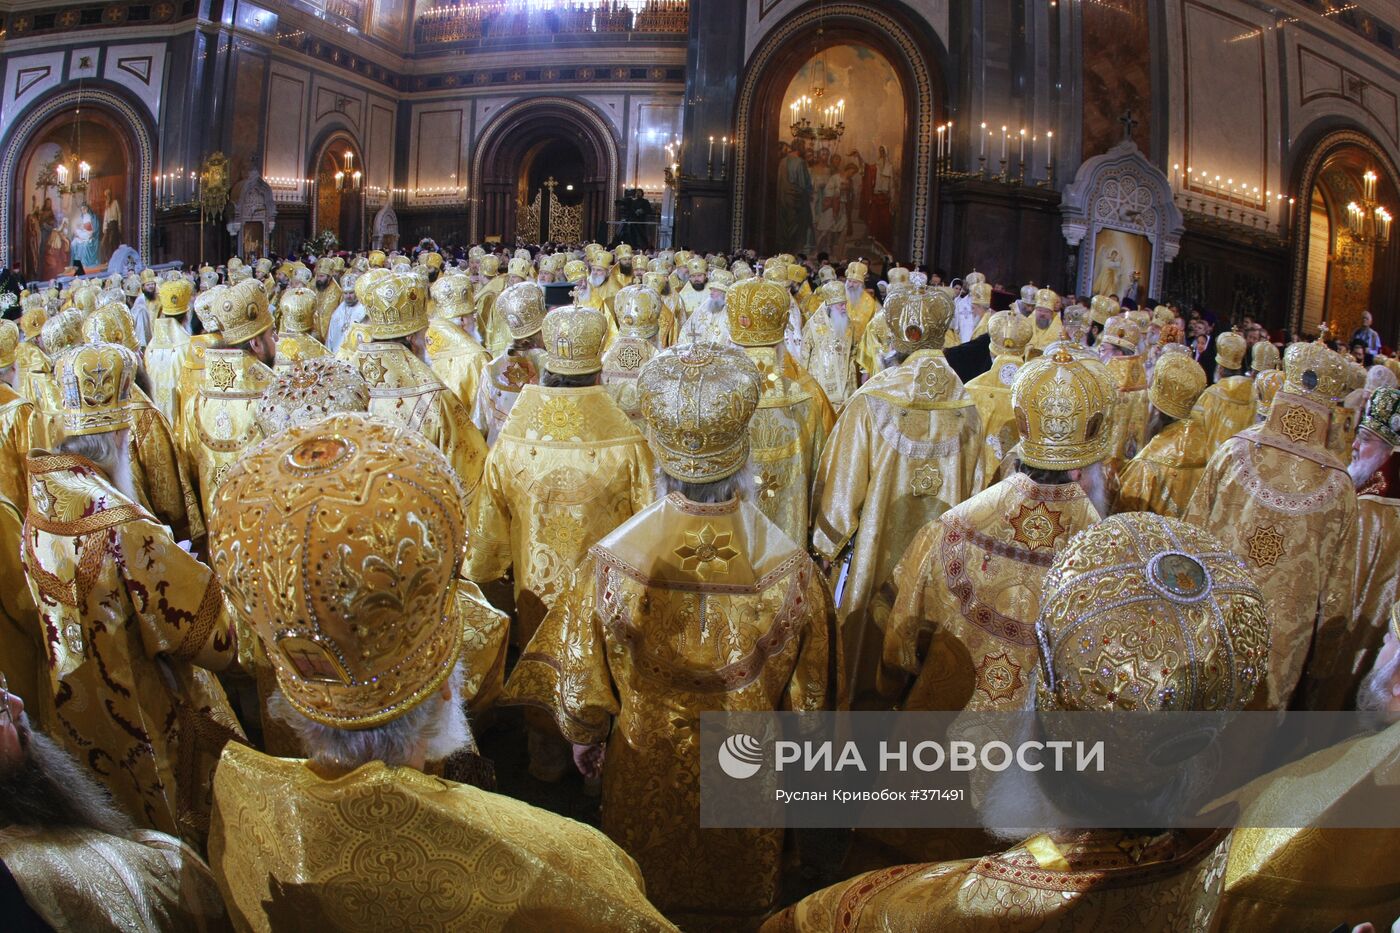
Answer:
(153, 167, 202, 211)
(1175, 164, 1295, 236)
(1346, 170, 1392, 248)
(940, 121, 1056, 189)
(335, 150, 363, 192)
(787, 95, 845, 143)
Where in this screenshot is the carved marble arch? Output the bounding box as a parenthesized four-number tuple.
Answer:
(226, 170, 278, 258)
(1060, 138, 1184, 301)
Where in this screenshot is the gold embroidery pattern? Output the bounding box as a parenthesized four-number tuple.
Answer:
(532, 396, 585, 438)
(975, 651, 1025, 704)
(673, 523, 740, 577)
(910, 462, 943, 497)
(1279, 404, 1315, 444)
(1246, 524, 1286, 568)
(539, 511, 586, 554)
(357, 354, 387, 386)
(208, 358, 236, 391)
(1009, 501, 1068, 552)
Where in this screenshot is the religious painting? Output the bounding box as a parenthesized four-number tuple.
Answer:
(1089, 228, 1153, 302)
(17, 111, 132, 281)
(776, 43, 905, 260)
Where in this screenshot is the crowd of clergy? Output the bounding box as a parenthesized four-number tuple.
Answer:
(0, 239, 1397, 931)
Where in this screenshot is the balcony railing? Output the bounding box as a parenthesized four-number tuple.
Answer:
(414, 0, 687, 47)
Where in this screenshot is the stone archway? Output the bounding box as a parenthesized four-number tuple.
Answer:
(1287, 127, 1400, 342)
(732, 1, 944, 264)
(471, 97, 619, 244)
(310, 132, 365, 251)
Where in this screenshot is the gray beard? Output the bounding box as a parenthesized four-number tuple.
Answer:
(0, 727, 134, 836)
(1349, 448, 1390, 488)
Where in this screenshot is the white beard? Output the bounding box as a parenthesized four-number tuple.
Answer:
(108, 453, 139, 503)
(1077, 462, 1112, 518)
(423, 690, 474, 762)
(1349, 447, 1391, 488)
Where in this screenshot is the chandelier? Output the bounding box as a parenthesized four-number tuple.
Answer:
(1345, 170, 1391, 248)
(787, 10, 845, 144)
(334, 150, 362, 192)
(40, 83, 92, 197)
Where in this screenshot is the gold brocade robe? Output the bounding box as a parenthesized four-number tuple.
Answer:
(351, 341, 487, 503)
(22, 452, 242, 844)
(1345, 486, 1400, 701)
(811, 350, 984, 706)
(185, 349, 273, 519)
(1025, 313, 1064, 358)
(0, 494, 43, 731)
(676, 281, 709, 321)
(1104, 354, 1150, 472)
(1329, 401, 1359, 461)
(1183, 390, 1357, 709)
(743, 346, 835, 546)
(963, 353, 1025, 487)
(272, 332, 330, 372)
(1113, 416, 1212, 518)
(475, 275, 509, 355)
(130, 389, 205, 544)
(208, 744, 677, 933)
(857, 309, 891, 377)
(1196, 374, 1256, 450)
(311, 280, 342, 342)
(0, 826, 229, 933)
(465, 384, 654, 645)
(173, 334, 220, 460)
(760, 829, 1231, 933)
(473, 348, 545, 446)
(0, 381, 33, 510)
(800, 307, 862, 410)
(16, 350, 62, 449)
(1214, 724, 1400, 931)
(601, 335, 660, 425)
(144, 316, 192, 426)
(426, 317, 491, 411)
(881, 473, 1099, 711)
(505, 494, 839, 931)
(675, 303, 730, 345)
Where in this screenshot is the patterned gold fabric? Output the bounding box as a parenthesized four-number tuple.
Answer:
(185, 348, 273, 519)
(1114, 416, 1212, 518)
(426, 316, 491, 412)
(350, 341, 486, 503)
(856, 309, 891, 377)
(744, 346, 835, 546)
(0, 381, 33, 512)
(811, 349, 983, 706)
(1103, 353, 1151, 472)
(1011, 348, 1115, 470)
(1343, 490, 1400, 702)
(1025, 313, 1064, 358)
(208, 744, 677, 933)
(465, 384, 654, 645)
(801, 304, 863, 409)
(601, 334, 660, 425)
(881, 472, 1100, 710)
(761, 829, 1231, 933)
(0, 494, 43, 730)
(964, 353, 1025, 486)
(505, 493, 838, 930)
(144, 317, 192, 425)
(1197, 375, 1257, 450)
(130, 388, 205, 544)
(21, 452, 241, 844)
(639, 342, 761, 483)
(0, 825, 229, 933)
(54, 342, 135, 437)
(473, 348, 545, 446)
(1183, 389, 1357, 708)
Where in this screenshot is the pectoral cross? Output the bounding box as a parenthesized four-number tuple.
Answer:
(1119, 109, 1139, 141)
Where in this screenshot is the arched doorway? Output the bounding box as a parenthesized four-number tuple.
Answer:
(312, 135, 364, 251)
(733, 1, 945, 264)
(12, 103, 138, 280)
(1289, 129, 1400, 344)
(473, 98, 619, 245)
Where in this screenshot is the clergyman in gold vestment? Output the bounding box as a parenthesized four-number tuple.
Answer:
(205, 413, 675, 933)
(1196, 331, 1256, 450)
(506, 342, 839, 932)
(1114, 350, 1211, 517)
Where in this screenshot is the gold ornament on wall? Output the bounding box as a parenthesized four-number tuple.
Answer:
(199, 151, 232, 217)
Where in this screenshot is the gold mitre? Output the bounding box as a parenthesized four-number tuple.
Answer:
(1036, 512, 1268, 712)
(367, 249, 387, 268)
(1254, 368, 1284, 419)
(592, 251, 614, 271)
(988, 308, 1033, 355)
(71, 285, 99, 314)
(1250, 340, 1280, 372)
(254, 358, 370, 437)
(354, 268, 390, 304)
(726, 279, 790, 347)
(83, 305, 138, 351)
(964, 270, 986, 288)
(54, 342, 137, 437)
(563, 260, 587, 284)
(1152, 305, 1173, 326)
(542, 306, 607, 376)
(615, 244, 634, 260)
(709, 269, 736, 292)
(969, 282, 993, 307)
(641, 272, 669, 294)
(363, 272, 428, 341)
(761, 260, 787, 283)
(0, 321, 19, 369)
(496, 281, 547, 339)
(888, 286, 954, 354)
(479, 255, 501, 277)
(1089, 295, 1118, 326)
(1126, 308, 1150, 330)
(614, 284, 663, 339)
(1020, 284, 1038, 304)
(1034, 288, 1060, 312)
(1101, 314, 1141, 353)
(208, 413, 466, 729)
(814, 280, 845, 308)
(1011, 347, 1115, 469)
(1148, 352, 1207, 421)
(817, 265, 838, 284)
(1061, 304, 1091, 337)
(41, 310, 85, 355)
(731, 260, 754, 281)
(845, 260, 868, 281)
(1347, 359, 1367, 392)
(785, 263, 808, 286)
(887, 266, 911, 286)
(638, 342, 761, 483)
(685, 256, 707, 276)
(507, 257, 533, 280)
(212, 280, 274, 346)
(1360, 386, 1400, 449)
(1282, 340, 1345, 400)
(157, 279, 194, 317)
(278, 287, 317, 335)
(430, 273, 474, 320)
(192, 286, 225, 334)
(1216, 331, 1247, 371)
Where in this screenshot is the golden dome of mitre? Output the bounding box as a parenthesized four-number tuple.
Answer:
(726, 279, 790, 347)
(496, 281, 547, 339)
(614, 284, 663, 339)
(988, 308, 1033, 354)
(542, 305, 607, 375)
(1148, 351, 1207, 421)
(1282, 340, 1345, 400)
(1010, 348, 1115, 469)
(430, 273, 474, 320)
(54, 342, 137, 437)
(637, 342, 761, 483)
(888, 286, 954, 354)
(363, 271, 428, 341)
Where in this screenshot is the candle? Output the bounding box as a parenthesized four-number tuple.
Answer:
(1019, 128, 1026, 163)
(708, 136, 714, 163)
(936, 125, 945, 164)
(1001, 126, 1008, 160)
(1046, 130, 1054, 170)
(979, 122, 986, 157)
